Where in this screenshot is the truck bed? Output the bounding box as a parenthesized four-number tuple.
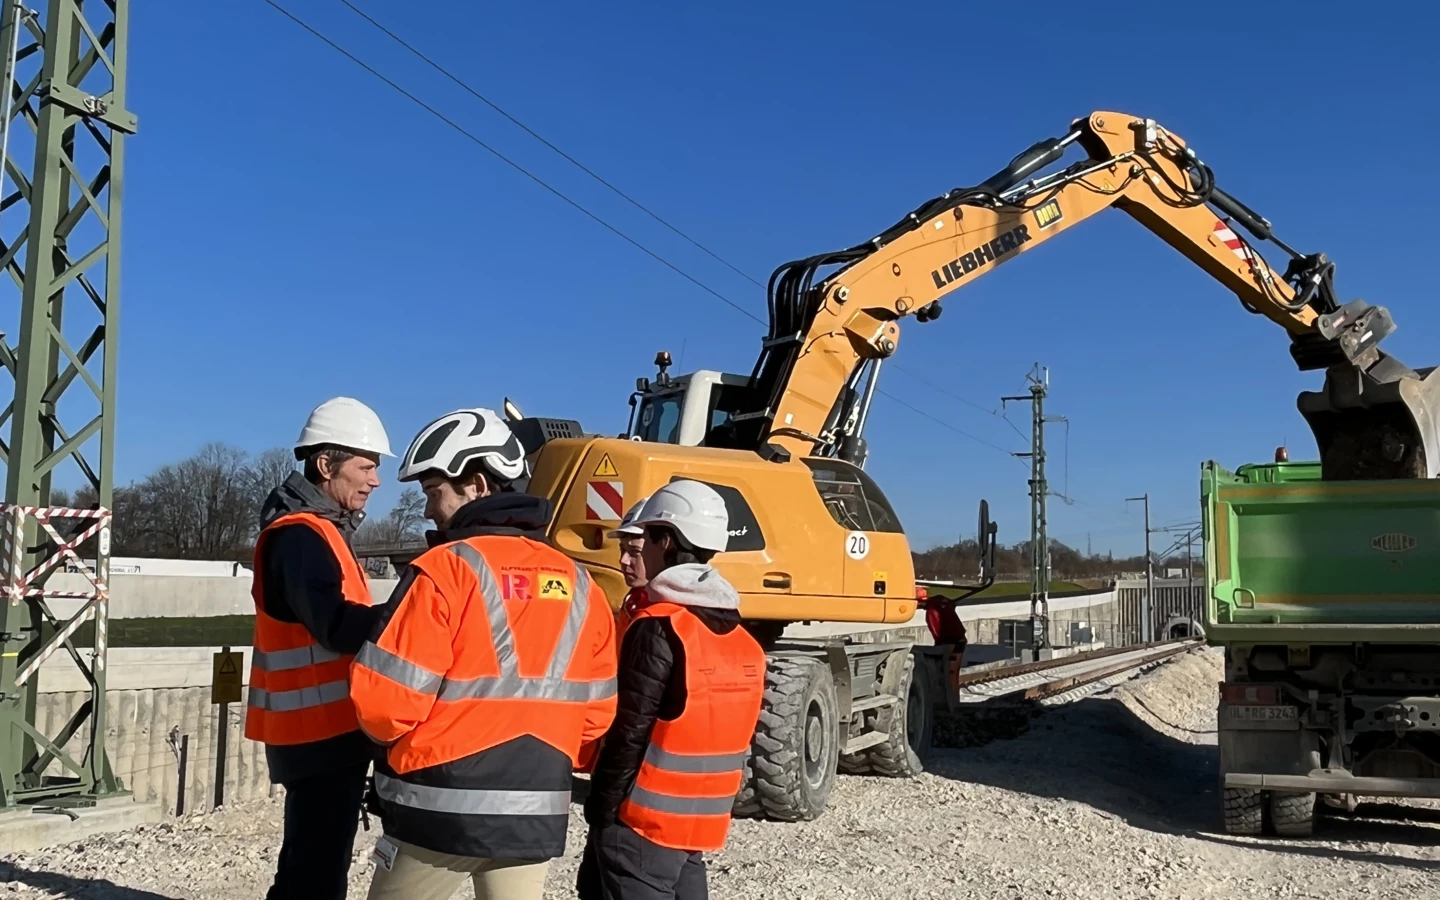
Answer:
(1203, 459, 1440, 643)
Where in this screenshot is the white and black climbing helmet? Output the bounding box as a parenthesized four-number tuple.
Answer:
(397, 407, 527, 484)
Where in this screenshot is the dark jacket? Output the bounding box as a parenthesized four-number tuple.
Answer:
(368, 491, 581, 861)
(585, 573, 742, 827)
(256, 471, 384, 784)
(422, 491, 552, 547)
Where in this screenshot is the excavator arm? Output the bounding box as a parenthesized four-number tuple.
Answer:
(730, 111, 1437, 480)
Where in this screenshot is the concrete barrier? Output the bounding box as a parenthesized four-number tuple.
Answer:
(35, 686, 272, 815)
(29, 588, 1130, 814)
(44, 573, 400, 619)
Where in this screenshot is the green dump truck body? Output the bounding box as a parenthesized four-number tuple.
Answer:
(1202, 459, 1440, 644)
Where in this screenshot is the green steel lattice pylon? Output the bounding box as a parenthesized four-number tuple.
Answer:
(0, 0, 134, 810)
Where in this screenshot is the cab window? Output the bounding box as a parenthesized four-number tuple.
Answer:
(633, 394, 682, 444)
(802, 459, 905, 534)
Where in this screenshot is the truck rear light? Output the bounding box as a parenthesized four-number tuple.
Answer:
(1221, 683, 1279, 705)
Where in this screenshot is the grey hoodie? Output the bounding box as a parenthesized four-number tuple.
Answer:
(643, 562, 739, 611)
(259, 470, 365, 537)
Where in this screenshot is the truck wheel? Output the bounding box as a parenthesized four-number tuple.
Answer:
(1223, 787, 1263, 835)
(751, 657, 840, 822)
(732, 754, 761, 818)
(1270, 791, 1316, 837)
(866, 653, 931, 778)
(836, 749, 871, 776)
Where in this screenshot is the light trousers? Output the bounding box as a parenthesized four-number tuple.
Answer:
(367, 837, 550, 900)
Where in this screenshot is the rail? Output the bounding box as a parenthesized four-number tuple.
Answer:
(950, 637, 1202, 704)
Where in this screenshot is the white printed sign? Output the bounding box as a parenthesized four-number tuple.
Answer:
(846, 532, 869, 560)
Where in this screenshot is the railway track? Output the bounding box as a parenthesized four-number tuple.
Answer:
(950, 638, 1201, 705)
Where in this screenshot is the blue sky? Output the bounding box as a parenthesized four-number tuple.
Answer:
(101, 0, 1439, 553)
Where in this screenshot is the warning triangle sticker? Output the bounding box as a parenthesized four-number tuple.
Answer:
(217, 655, 239, 675)
(592, 454, 619, 478)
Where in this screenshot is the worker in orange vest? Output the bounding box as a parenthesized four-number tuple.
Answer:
(352, 408, 618, 900)
(245, 397, 394, 900)
(579, 480, 766, 900)
(610, 496, 650, 635)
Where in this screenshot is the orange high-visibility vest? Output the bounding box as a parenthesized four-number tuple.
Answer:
(615, 586, 650, 642)
(244, 512, 373, 746)
(618, 600, 766, 852)
(350, 534, 618, 860)
(352, 533, 617, 775)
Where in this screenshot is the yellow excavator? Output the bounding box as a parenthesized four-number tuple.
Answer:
(510, 111, 1440, 822)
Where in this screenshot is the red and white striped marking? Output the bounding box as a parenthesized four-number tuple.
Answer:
(1213, 220, 1248, 260)
(585, 481, 625, 521)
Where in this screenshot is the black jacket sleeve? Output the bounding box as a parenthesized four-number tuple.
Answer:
(585, 617, 685, 826)
(260, 524, 383, 655)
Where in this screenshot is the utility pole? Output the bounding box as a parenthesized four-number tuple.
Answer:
(1126, 494, 1153, 643)
(0, 0, 134, 810)
(1004, 365, 1066, 662)
(1186, 528, 1195, 606)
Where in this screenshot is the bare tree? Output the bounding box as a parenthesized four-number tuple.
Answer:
(356, 488, 427, 547)
(122, 443, 262, 559)
(251, 446, 298, 496)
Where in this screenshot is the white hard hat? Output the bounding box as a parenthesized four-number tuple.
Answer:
(607, 497, 650, 539)
(294, 397, 393, 459)
(633, 480, 729, 553)
(398, 408, 526, 484)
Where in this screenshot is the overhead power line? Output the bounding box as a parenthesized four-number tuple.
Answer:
(329, 0, 1044, 459)
(262, 0, 764, 326)
(335, 0, 768, 292)
(874, 389, 1025, 460)
(263, 0, 1030, 462)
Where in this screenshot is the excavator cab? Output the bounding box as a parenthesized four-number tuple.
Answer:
(626, 351, 756, 447)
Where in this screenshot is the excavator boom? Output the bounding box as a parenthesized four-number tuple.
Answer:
(728, 112, 1436, 480)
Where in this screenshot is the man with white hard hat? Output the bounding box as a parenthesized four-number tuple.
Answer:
(579, 480, 766, 900)
(245, 397, 394, 900)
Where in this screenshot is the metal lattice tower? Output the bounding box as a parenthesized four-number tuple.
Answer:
(1004, 365, 1065, 662)
(0, 0, 133, 810)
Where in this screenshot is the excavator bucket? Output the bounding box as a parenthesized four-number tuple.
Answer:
(1297, 359, 1440, 480)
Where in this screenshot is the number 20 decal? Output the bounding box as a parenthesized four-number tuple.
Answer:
(846, 532, 869, 560)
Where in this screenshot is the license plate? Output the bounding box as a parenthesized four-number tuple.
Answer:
(1224, 705, 1298, 722)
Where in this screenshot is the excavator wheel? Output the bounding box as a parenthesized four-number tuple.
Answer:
(864, 652, 931, 778)
(750, 656, 840, 822)
(837, 652, 931, 778)
(732, 754, 762, 818)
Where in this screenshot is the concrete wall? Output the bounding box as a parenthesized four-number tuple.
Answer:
(35, 686, 272, 815)
(29, 586, 1140, 815)
(44, 573, 400, 619)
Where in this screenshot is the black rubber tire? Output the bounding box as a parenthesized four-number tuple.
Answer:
(731, 753, 762, 818)
(1270, 791, 1316, 837)
(751, 657, 840, 822)
(1223, 787, 1263, 835)
(836, 751, 871, 776)
(866, 653, 931, 778)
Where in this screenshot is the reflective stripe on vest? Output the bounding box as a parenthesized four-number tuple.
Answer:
(252, 645, 342, 672)
(354, 542, 617, 704)
(618, 600, 766, 852)
(374, 773, 569, 817)
(628, 745, 750, 816)
(248, 680, 349, 712)
(244, 512, 372, 746)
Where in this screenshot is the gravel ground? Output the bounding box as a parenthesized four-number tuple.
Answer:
(4, 647, 1439, 899)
